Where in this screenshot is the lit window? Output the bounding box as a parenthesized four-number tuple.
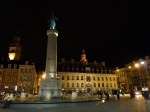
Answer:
(102, 83, 104, 87)
(29, 69, 31, 73)
(25, 61, 29, 65)
(0, 71, 2, 75)
(21, 68, 23, 72)
(114, 83, 116, 87)
(72, 83, 74, 87)
(72, 76, 74, 80)
(110, 77, 112, 81)
(110, 83, 112, 87)
(106, 83, 108, 87)
(77, 83, 79, 87)
(81, 76, 83, 80)
(25, 69, 27, 73)
(5, 86, 9, 88)
(102, 77, 104, 81)
(28, 74, 31, 80)
(81, 83, 84, 87)
(8, 64, 11, 68)
(62, 75, 64, 80)
(113, 77, 116, 81)
(14, 64, 17, 68)
(67, 83, 69, 87)
(93, 76, 95, 80)
(77, 76, 79, 80)
(67, 76, 69, 80)
(94, 83, 96, 87)
(62, 82, 64, 87)
(98, 83, 100, 87)
(6, 77, 10, 82)
(106, 77, 108, 81)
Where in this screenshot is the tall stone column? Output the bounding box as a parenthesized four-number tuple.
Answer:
(38, 29, 61, 100)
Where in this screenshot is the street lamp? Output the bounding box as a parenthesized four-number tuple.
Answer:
(135, 63, 139, 68)
(140, 61, 145, 65)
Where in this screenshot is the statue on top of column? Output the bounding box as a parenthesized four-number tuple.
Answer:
(49, 12, 58, 29)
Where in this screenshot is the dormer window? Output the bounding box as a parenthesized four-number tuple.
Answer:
(0, 64, 3, 68)
(8, 64, 11, 68)
(25, 61, 29, 65)
(14, 64, 17, 68)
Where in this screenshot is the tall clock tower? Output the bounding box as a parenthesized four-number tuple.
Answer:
(8, 35, 22, 61)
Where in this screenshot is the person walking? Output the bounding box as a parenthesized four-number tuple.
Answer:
(99, 91, 103, 99)
(105, 92, 109, 101)
(117, 90, 120, 100)
(2, 91, 14, 108)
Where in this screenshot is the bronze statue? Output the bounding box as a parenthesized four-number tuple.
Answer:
(49, 13, 58, 29)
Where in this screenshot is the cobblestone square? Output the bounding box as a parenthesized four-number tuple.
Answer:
(0, 95, 150, 112)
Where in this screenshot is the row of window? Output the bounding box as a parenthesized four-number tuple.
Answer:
(5, 77, 17, 82)
(20, 75, 32, 80)
(8, 64, 18, 69)
(62, 68, 110, 73)
(4, 85, 15, 89)
(61, 76, 116, 81)
(0, 69, 32, 75)
(6, 71, 17, 76)
(61, 82, 117, 88)
(20, 68, 32, 73)
(7, 61, 30, 69)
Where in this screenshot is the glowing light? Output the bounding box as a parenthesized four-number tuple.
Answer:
(42, 72, 46, 79)
(102, 98, 105, 103)
(135, 63, 139, 68)
(9, 53, 15, 60)
(117, 69, 119, 72)
(128, 66, 131, 69)
(140, 61, 145, 65)
(54, 32, 58, 37)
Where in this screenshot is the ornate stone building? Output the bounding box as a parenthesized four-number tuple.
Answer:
(115, 56, 150, 92)
(0, 35, 37, 94)
(57, 50, 118, 94)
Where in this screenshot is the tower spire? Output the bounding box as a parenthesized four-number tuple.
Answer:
(80, 49, 88, 65)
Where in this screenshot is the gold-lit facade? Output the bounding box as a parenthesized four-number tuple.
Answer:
(58, 72, 117, 94)
(17, 63, 37, 94)
(115, 56, 150, 92)
(56, 50, 118, 94)
(0, 35, 37, 94)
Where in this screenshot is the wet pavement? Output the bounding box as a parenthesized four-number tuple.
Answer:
(0, 95, 150, 112)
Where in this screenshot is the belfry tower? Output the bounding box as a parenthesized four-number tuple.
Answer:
(8, 35, 22, 61)
(39, 14, 61, 100)
(80, 49, 88, 65)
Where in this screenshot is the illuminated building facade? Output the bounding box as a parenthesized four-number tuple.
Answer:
(57, 50, 118, 93)
(115, 56, 150, 92)
(0, 35, 37, 94)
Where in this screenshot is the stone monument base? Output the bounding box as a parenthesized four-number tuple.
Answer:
(39, 79, 61, 100)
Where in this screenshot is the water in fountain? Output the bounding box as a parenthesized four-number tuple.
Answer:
(71, 92, 77, 100)
(20, 89, 26, 100)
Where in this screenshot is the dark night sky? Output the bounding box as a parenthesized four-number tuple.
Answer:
(0, 1, 150, 71)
